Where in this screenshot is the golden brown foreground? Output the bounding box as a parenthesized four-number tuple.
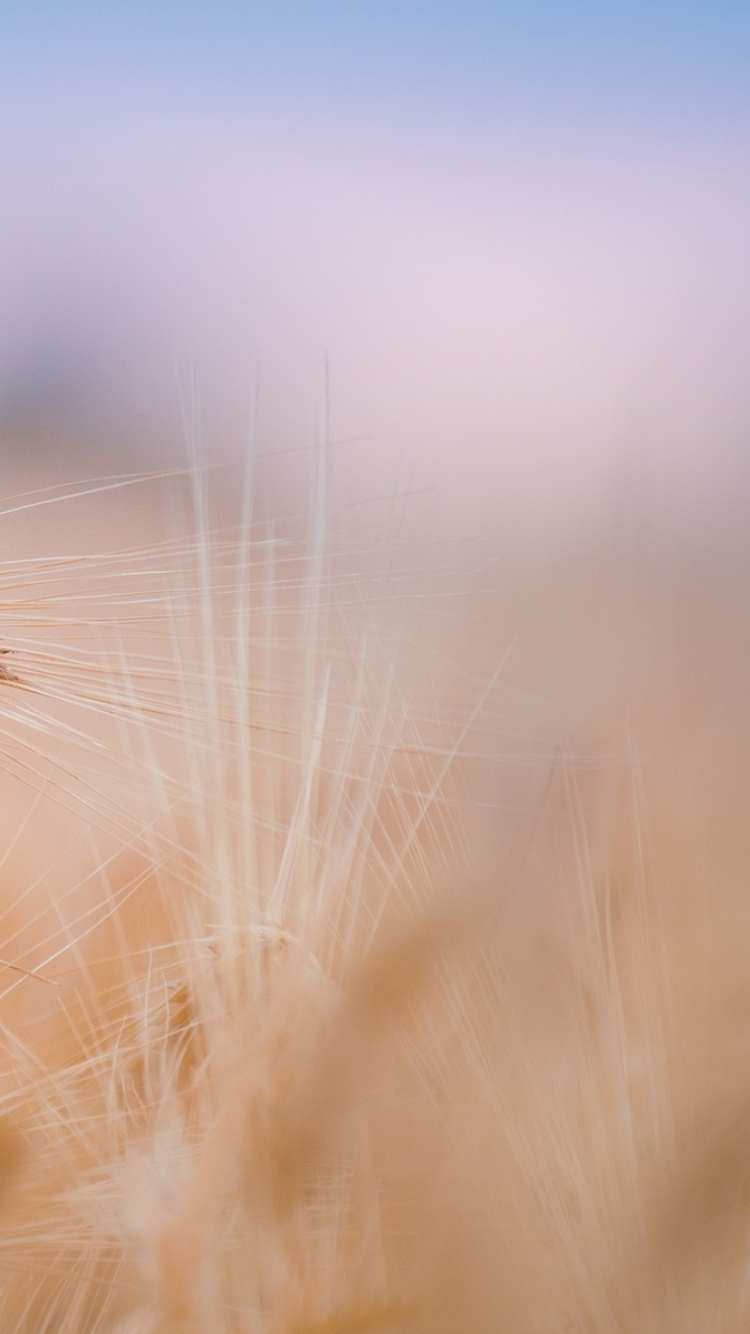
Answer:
(0, 453, 748, 1331)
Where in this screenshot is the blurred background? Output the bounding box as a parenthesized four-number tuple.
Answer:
(1, 1, 749, 543)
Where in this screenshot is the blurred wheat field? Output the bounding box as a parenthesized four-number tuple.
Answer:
(0, 448, 749, 1331)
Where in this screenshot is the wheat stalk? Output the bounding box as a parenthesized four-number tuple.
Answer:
(0, 456, 747, 1331)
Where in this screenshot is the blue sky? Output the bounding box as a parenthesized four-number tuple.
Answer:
(4, 2, 750, 128)
(1, 3, 749, 536)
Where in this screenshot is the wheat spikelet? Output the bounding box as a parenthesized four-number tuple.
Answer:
(0, 452, 749, 1331)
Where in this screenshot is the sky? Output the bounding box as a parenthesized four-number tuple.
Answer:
(4, 2, 749, 122)
(1, 2, 749, 539)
